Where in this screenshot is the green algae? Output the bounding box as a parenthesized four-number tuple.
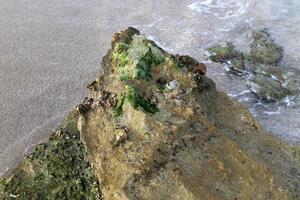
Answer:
(249, 73, 292, 101)
(207, 29, 294, 101)
(112, 87, 159, 117)
(250, 30, 283, 65)
(208, 42, 245, 70)
(0, 111, 102, 200)
(113, 94, 126, 117)
(112, 35, 165, 81)
(126, 86, 159, 114)
(208, 42, 236, 63)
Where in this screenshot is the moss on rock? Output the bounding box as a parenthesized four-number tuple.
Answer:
(208, 29, 294, 102)
(250, 30, 283, 65)
(112, 86, 159, 117)
(250, 65, 292, 101)
(0, 111, 102, 200)
(113, 94, 126, 117)
(126, 86, 159, 114)
(208, 42, 245, 71)
(112, 34, 165, 81)
(249, 76, 292, 101)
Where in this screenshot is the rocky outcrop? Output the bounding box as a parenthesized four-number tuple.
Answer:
(0, 111, 102, 199)
(208, 30, 296, 102)
(1, 28, 300, 200)
(78, 28, 300, 200)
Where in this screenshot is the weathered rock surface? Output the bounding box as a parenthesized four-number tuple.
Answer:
(250, 30, 283, 65)
(1, 28, 300, 200)
(0, 111, 102, 199)
(79, 28, 300, 200)
(208, 30, 296, 102)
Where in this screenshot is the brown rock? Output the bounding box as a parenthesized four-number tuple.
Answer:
(78, 28, 299, 200)
(197, 63, 207, 75)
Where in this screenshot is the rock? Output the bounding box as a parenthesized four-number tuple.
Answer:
(1, 28, 299, 200)
(112, 129, 128, 147)
(0, 111, 102, 199)
(248, 65, 293, 101)
(78, 28, 299, 200)
(207, 30, 294, 102)
(250, 29, 283, 65)
(195, 63, 207, 75)
(173, 54, 199, 70)
(166, 80, 178, 90)
(208, 42, 245, 71)
(194, 74, 216, 92)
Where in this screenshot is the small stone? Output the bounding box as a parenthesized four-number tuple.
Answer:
(87, 80, 98, 91)
(166, 80, 178, 90)
(113, 129, 128, 147)
(107, 97, 118, 108)
(195, 63, 207, 75)
(77, 104, 90, 114)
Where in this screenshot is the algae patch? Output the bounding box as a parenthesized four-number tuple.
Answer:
(208, 29, 295, 101)
(126, 86, 159, 114)
(112, 34, 165, 81)
(113, 86, 159, 117)
(250, 29, 283, 65)
(0, 111, 102, 200)
(113, 94, 126, 117)
(208, 42, 245, 71)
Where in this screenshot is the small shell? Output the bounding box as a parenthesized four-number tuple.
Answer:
(166, 80, 178, 90)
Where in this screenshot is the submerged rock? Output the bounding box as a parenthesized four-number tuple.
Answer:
(249, 65, 292, 101)
(208, 30, 294, 102)
(78, 28, 299, 199)
(208, 42, 245, 71)
(250, 29, 283, 65)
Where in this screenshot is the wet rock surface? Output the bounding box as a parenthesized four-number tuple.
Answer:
(250, 30, 283, 65)
(1, 28, 300, 200)
(0, 111, 102, 199)
(208, 30, 297, 102)
(78, 28, 299, 199)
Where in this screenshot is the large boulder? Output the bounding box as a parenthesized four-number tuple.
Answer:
(79, 28, 300, 200)
(1, 28, 299, 200)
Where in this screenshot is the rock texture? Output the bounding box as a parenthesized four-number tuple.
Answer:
(1, 28, 300, 200)
(78, 28, 300, 200)
(0, 111, 102, 199)
(208, 30, 297, 102)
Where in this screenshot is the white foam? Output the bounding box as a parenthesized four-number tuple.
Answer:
(228, 89, 251, 97)
(264, 109, 281, 115)
(188, 0, 249, 19)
